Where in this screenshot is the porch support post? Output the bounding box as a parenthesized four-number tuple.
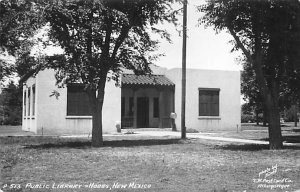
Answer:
(23, 87, 27, 131)
(29, 86, 33, 131)
(25, 87, 29, 131)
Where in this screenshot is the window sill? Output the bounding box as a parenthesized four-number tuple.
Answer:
(66, 116, 92, 119)
(198, 116, 221, 120)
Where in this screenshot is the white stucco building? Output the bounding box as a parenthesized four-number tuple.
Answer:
(21, 66, 241, 135)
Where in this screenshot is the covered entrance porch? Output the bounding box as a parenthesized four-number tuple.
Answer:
(121, 74, 175, 128)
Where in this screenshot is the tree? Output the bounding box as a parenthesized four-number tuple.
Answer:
(0, 0, 45, 81)
(241, 63, 265, 125)
(281, 90, 300, 127)
(199, 0, 300, 149)
(284, 104, 299, 126)
(241, 103, 253, 115)
(0, 81, 22, 125)
(39, 0, 178, 147)
(0, 59, 12, 82)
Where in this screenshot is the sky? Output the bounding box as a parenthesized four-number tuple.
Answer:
(154, 0, 243, 71)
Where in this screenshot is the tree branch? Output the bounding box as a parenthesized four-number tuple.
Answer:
(111, 25, 130, 60)
(226, 19, 269, 97)
(227, 27, 253, 63)
(102, 17, 112, 59)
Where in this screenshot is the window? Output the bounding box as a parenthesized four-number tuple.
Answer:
(199, 88, 220, 116)
(67, 85, 92, 116)
(153, 97, 159, 118)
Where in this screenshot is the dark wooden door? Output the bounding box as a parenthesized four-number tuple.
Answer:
(137, 97, 149, 128)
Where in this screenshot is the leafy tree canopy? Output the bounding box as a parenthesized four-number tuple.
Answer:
(0, 0, 45, 82)
(199, 0, 300, 91)
(42, 0, 178, 88)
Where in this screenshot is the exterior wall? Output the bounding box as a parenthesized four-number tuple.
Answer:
(102, 80, 121, 133)
(159, 89, 174, 127)
(22, 66, 240, 134)
(166, 68, 241, 131)
(22, 69, 121, 135)
(35, 69, 68, 135)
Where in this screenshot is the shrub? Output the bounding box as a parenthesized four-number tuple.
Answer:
(3, 107, 22, 125)
(241, 114, 255, 123)
(257, 113, 264, 123)
(284, 107, 299, 122)
(186, 128, 199, 133)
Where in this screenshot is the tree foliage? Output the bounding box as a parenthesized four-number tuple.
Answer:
(241, 62, 262, 109)
(0, 81, 22, 125)
(43, 0, 177, 87)
(0, 0, 43, 54)
(0, 0, 45, 82)
(0, 59, 11, 81)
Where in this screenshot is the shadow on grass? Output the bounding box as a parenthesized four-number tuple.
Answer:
(292, 128, 300, 132)
(261, 135, 300, 143)
(216, 143, 300, 151)
(24, 139, 184, 149)
(282, 135, 300, 143)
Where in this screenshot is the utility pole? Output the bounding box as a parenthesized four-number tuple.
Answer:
(181, 0, 187, 139)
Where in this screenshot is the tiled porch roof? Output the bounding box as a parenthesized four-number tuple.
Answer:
(122, 74, 175, 87)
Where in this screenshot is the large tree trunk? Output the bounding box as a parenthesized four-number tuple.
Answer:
(91, 101, 103, 147)
(87, 78, 106, 147)
(252, 41, 283, 149)
(265, 90, 283, 149)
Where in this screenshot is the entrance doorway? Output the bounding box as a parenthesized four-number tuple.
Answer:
(137, 97, 149, 128)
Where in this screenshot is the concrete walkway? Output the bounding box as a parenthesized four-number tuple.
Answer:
(133, 131, 300, 147)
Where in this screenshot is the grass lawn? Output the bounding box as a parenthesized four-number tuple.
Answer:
(1, 136, 299, 192)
